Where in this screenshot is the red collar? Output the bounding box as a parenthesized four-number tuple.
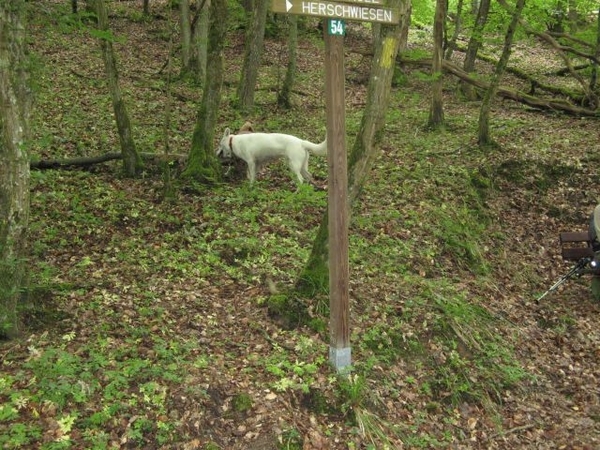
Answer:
(229, 136, 233, 151)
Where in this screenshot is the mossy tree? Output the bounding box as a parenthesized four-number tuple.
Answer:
(236, 0, 270, 111)
(461, 0, 491, 100)
(182, 0, 227, 183)
(277, 14, 298, 109)
(93, 0, 143, 177)
(192, 0, 210, 85)
(0, 0, 31, 337)
(478, 0, 526, 147)
(428, 0, 446, 129)
(179, 0, 209, 83)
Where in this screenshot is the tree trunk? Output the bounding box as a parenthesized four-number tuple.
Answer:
(567, 0, 579, 32)
(297, 0, 410, 294)
(0, 0, 31, 338)
(30, 152, 186, 170)
(143, 0, 150, 16)
(180, 0, 191, 74)
(236, 0, 269, 111)
(94, 0, 142, 177)
(445, 0, 463, 60)
(462, 0, 490, 99)
(548, 0, 566, 33)
(182, 0, 227, 183)
(190, 0, 209, 85)
(240, 0, 253, 15)
(478, 0, 526, 147)
(277, 15, 298, 108)
(589, 5, 600, 92)
(429, 0, 446, 129)
(348, 0, 410, 204)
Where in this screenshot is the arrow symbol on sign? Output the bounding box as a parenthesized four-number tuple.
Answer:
(286, 0, 292, 11)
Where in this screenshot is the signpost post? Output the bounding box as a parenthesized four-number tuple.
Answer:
(272, 0, 399, 372)
(324, 21, 350, 371)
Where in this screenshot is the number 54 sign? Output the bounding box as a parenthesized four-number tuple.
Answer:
(328, 19, 345, 35)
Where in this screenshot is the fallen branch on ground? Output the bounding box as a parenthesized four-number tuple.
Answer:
(399, 56, 600, 117)
(30, 152, 187, 170)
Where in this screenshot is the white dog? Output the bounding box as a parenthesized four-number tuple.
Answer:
(216, 128, 327, 184)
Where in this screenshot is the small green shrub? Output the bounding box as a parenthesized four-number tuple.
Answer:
(435, 204, 489, 275)
(427, 290, 530, 405)
(232, 392, 253, 413)
(279, 427, 303, 450)
(265, 293, 308, 329)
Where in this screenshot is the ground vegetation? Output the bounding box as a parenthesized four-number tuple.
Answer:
(2, 1, 600, 448)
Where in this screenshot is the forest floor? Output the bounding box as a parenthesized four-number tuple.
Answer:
(2, 1, 600, 449)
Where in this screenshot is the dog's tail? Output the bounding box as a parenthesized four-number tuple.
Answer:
(302, 138, 327, 157)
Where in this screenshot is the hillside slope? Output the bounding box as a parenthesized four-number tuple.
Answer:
(1, 1, 600, 448)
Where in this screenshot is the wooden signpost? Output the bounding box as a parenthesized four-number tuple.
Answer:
(272, 0, 399, 372)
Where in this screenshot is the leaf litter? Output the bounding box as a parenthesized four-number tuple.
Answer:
(2, 1, 600, 449)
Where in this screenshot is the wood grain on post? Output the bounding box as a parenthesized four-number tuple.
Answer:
(324, 27, 351, 371)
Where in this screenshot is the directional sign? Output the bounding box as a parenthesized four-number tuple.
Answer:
(272, 0, 399, 24)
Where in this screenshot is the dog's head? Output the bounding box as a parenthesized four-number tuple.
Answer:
(216, 128, 233, 159)
(217, 123, 255, 159)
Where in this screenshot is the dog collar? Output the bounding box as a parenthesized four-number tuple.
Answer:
(229, 136, 233, 151)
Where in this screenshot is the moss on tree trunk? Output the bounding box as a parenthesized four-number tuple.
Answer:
(183, 120, 223, 183)
(428, 0, 445, 129)
(182, 0, 227, 183)
(478, 0, 525, 147)
(296, 213, 329, 296)
(0, 0, 30, 338)
(236, 0, 269, 111)
(95, 0, 142, 177)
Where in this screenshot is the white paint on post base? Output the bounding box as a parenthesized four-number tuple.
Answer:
(329, 346, 352, 372)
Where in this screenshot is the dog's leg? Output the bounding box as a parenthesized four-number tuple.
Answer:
(301, 154, 315, 183)
(301, 168, 315, 184)
(288, 158, 306, 185)
(246, 160, 257, 183)
(300, 153, 326, 190)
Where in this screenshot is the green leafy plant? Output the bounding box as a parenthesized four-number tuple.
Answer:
(428, 290, 530, 405)
(278, 426, 303, 450)
(0, 422, 42, 448)
(8, 1, 590, 447)
(265, 345, 325, 394)
(336, 374, 406, 448)
(232, 392, 253, 413)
